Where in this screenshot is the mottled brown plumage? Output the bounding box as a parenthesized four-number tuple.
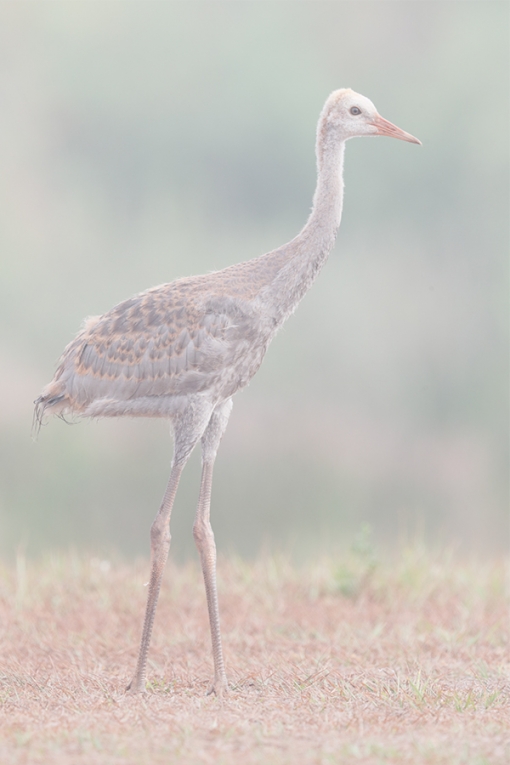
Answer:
(34, 89, 420, 697)
(36, 251, 294, 421)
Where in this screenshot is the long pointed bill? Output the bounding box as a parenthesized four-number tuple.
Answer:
(371, 114, 421, 145)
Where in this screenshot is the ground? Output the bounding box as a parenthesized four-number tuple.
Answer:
(0, 544, 508, 764)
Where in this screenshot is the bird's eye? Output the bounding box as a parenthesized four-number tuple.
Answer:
(350, 106, 362, 116)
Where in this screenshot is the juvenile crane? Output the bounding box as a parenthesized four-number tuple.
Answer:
(35, 89, 420, 696)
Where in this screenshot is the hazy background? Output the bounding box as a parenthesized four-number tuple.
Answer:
(0, 1, 508, 560)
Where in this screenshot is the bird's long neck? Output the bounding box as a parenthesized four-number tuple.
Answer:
(258, 124, 346, 326)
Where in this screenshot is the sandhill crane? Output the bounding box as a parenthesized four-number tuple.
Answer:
(34, 89, 420, 696)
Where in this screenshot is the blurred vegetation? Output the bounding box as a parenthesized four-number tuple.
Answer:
(0, 2, 508, 559)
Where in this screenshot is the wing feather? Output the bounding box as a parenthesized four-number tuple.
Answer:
(53, 281, 258, 410)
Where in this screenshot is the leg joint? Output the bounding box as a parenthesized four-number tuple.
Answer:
(193, 518, 215, 547)
(151, 516, 170, 549)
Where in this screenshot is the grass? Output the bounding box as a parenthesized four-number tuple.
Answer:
(0, 542, 508, 764)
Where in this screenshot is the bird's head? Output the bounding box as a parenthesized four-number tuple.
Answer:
(322, 88, 421, 144)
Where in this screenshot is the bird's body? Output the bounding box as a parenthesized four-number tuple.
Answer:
(36, 242, 310, 422)
(35, 89, 420, 696)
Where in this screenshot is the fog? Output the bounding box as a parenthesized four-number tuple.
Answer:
(0, 2, 508, 559)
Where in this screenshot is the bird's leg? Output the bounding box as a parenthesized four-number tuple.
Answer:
(193, 399, 233, 697)
(126, 461, 183, 694)
(193, 459, 226, 696)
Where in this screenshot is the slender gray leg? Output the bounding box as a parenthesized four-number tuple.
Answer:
(127, 399, 214, 694)
(126, 461, 183, 693)
(192, 399, 233, 697)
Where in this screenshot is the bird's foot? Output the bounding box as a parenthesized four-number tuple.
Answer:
(125, 677, 146, 695)
(206, 675, 229, 698)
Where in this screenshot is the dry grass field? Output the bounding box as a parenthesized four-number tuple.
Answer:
(0, 544, 508, 764)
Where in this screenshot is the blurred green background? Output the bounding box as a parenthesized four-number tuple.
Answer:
(0, 2, 508, 559)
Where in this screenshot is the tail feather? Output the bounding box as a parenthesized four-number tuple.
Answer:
(32, 392, 66, 439)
